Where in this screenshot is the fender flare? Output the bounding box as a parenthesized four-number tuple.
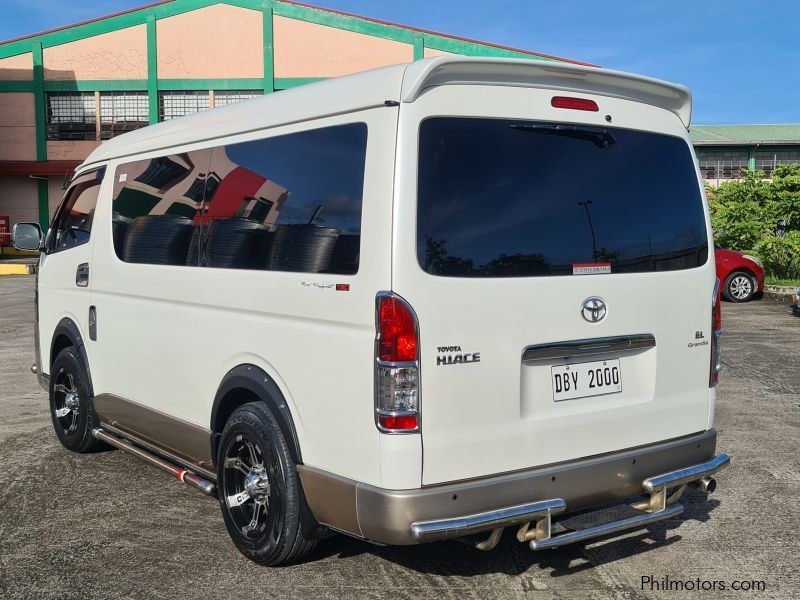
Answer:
(50, 317, 94, 396)
(210, 364, 302, 465)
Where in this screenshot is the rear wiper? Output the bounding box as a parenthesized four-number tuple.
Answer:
(510, 123, 616, 149)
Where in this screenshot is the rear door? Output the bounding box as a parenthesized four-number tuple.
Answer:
(392, 85, 715, 485)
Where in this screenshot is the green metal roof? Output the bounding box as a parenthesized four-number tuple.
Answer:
(690, 124, 800, 146)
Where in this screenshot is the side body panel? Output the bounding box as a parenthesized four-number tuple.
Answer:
(86, 107, 409, 487)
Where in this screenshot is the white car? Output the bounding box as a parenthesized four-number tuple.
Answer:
(13, 56, 729, 566)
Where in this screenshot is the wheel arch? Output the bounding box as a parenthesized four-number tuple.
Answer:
(50, 318, 93, 395)
(210, 364, 303, 465)
(728, 266, 756, 280)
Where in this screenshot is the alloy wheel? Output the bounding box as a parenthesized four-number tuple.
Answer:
(223, 434, 278, 538)
(729, 275, 753, 300)
(53, 369, 80, 435)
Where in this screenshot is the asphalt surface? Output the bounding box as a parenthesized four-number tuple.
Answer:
(1, 275, 798, 599)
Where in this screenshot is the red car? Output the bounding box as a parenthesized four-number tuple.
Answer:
(715, 248, 765, 302)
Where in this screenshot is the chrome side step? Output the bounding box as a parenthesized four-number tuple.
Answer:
(529, 503, 684, 550)
(93, 427, 217, 496)
(525, 453, 730, 551)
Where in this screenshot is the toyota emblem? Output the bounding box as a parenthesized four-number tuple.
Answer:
(581, 297, 607, 323)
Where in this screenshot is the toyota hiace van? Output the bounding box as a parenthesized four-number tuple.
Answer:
(13, 57, 730, 565)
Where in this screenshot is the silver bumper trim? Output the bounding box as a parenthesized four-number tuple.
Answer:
(411, 498, 566, 542)
(643, 452, 730, 493)
(407, 453, 730, 550)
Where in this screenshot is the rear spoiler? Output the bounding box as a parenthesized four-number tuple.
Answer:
(401, 57, 692, 128)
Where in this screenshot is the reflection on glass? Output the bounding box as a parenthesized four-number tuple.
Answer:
(110, 123, 367, 274)
(418, 118, 708, 278)
(50, 168, 104, 251)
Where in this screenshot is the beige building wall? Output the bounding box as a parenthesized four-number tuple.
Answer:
(47, 141, 102, 161)
(48, 177, 66, 218)
(43, 25, 147, 80)
(0, 92, 36, 161)
(274, 16, 413, 77)
(0, 177, 39, 227)
(0, 52, 33, 80)
(157, 4, 264, 79)
(424, 47, 462, 58)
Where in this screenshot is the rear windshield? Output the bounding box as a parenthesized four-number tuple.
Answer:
(417, 117, 708, 277)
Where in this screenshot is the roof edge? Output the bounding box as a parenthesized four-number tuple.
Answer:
(0, 0, 597, 68)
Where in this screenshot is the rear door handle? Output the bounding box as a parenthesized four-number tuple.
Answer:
(76, 263, 89, 287)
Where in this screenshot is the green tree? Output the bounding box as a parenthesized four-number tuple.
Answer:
(708, 164, 800, 279)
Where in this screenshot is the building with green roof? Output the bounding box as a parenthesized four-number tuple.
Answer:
(690, 124, 800, 183)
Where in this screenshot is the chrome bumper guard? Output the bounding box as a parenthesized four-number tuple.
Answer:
(409, 453, 730, 551)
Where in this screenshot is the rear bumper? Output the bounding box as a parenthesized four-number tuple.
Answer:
(298, 429, 722, 545)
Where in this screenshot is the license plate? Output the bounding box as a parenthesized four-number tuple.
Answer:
(551, 359, 622, 401)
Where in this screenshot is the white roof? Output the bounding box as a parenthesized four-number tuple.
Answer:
(83, 57, 692, 167)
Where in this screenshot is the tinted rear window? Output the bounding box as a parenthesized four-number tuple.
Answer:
(417, 118, 708, 277)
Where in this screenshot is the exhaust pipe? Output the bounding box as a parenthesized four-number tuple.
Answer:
(93, 428, 216, 496)
(690, 476, 717, 494)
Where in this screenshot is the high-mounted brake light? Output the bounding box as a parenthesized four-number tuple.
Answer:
(375, 293, 420, 432)
(551, 96, 599, 112)
(710, 278, 723, 387)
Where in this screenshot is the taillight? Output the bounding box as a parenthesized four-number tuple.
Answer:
(710, 278, 722, 387)
(551, 96, 599, 112)
(375, 293, 420, 432)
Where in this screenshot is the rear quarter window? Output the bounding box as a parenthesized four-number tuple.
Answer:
(417, 117, 708, 277)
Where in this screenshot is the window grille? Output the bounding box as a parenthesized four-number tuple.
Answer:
(46, 92, 96, 141)
(755, 150, 800, 176)
(159, 91, 210, 121)
(698, 151, 749, 180)
(99, 92, 149, 139)
(214, 90, 263, 107)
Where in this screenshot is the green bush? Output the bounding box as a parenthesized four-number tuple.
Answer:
(709, 164, 800, 279)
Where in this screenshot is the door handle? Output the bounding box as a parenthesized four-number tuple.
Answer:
(76, 263, 89, 287)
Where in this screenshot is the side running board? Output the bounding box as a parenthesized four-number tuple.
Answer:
(93, 427, 216, 496)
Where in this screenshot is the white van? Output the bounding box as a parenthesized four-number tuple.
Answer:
(13, 57, 729, 566)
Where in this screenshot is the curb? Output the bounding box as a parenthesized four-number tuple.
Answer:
(763, 285, 797, 304)
(0, 263, 36, 276)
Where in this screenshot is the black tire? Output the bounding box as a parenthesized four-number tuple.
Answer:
(723, 270, 756, 303)
(217, 402, 318, 566)
(49, 347, 105, 453)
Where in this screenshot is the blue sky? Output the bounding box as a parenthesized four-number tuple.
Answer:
(1, 0, 798, 124)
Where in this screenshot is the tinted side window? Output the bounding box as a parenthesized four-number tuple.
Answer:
(199, 123, 367, 274)
(111, 150, 212, 265)
(48, 168, 104, 252)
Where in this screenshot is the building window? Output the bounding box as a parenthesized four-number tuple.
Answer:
(755, 150, 800, 176)
(214, 90, 263, 107)
(46, 92, 96, 141)
(698, 150, 749, 180)
(159, 91, 210, 121)
(99, 92, 149, 139)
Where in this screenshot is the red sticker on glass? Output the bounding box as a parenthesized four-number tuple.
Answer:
(572, 263, 611, 275)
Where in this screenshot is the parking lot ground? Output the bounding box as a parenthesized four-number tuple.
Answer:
(1, 275, 798, 599)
